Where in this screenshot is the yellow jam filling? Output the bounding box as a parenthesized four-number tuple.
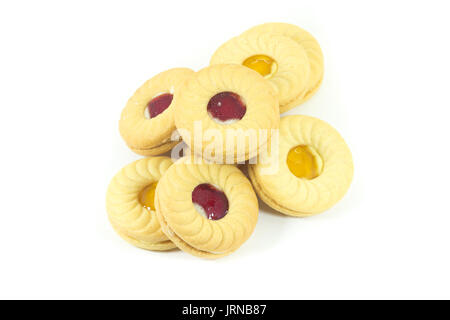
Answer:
(138, 182, 158, 211)
(242, 55, 277, 78)
(286, 145, 323, 180)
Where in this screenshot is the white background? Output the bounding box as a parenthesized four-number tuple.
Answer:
(1, 0, 449, 299)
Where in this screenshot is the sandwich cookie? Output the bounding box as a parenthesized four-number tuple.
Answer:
(119, 68, 194, 156)
(155, 157, 259, 258)
(174, 64, 279, 163)
(106, 157, 176, 250)
(241, 23, 324, 112)
(248, 115, 353, 216)
(210, 31, 311, 113)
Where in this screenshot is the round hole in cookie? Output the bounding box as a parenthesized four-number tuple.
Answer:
(192, 183, 229, 220)
(242, 54, 278, 79)
(286, 145, 323, 180)
(138, 182, 158, 211)
(207, 92, 246, 124)
(144, 93, 173, 119)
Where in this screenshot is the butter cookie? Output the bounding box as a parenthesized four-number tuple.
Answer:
(248, 115, 353, 216)
(242, 23, 324, 111)
(210, 31, 310, 113)
(106, 157, 176, 250)
(119, 68, 194, 156)
(174, 64, 279, 163)
(155, 157, 259, 258)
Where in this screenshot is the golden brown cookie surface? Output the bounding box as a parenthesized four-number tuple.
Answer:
(249, 115, 353, 216)
(119, 68, 194, 156)
(174, 64, 279, 163)
(210, 33, 310, 113)
(106, 157, 176, 250)
(155, 157, 259, 258)
(242, 23, 324, 111)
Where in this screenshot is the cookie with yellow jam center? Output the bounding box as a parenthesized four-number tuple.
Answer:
(106, 157, 176, 251)
(138, 182, 158, 211)
(242, 55, 278, 78)
(286, 145, 323, 180)
(210, 32, 310, 112)
(241, 23, 324, 112)
(248, 115, 353, 216)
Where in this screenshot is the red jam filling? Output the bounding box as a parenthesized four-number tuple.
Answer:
(207, 92, 246, 123)
(147, 93, 173, 118)
(192, 183, 229, 220)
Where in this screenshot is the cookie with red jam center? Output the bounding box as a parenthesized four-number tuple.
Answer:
(173, 64, 279, 164)
(155, 156, 259, 259)
(147, 93, 173, 118)
(207, 92, 246, 123)
(192, 183, 229, 220)
(119, 68, 194, 156)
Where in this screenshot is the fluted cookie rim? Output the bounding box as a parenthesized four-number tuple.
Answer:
(106, 157, 176, 251)
(242, 22, 324, 111)
(109, 221, 177, 251)
(210, 32, 310, 108)
(155, 157, 259, 259)
(174, 64, 279, 164)
(119, 68, 194, 155)
(249, 115, 353, 216)
(279, 75, 323, 113)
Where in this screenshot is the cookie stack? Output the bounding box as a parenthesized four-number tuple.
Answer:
(106, 23, 353, 259)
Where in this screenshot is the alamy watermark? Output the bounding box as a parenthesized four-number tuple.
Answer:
(169, 121, 280, 174)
